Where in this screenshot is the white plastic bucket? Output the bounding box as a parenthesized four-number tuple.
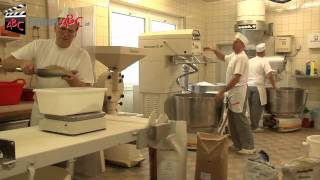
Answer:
(34, 87, 106, 116)
(302, 135, 320, 158)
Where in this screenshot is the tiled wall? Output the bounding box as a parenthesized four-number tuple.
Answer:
(205, 0, 320, 105)
(204, 0, 239, 83)
(266, 1, 320, 103)
(112, 0, 206, 33)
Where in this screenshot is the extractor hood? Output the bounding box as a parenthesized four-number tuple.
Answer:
(235, 0, 273, 54)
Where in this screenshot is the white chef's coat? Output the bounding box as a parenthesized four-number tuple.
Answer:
(247, 56, 273, 105)
(225, 51, 249, 113)
(248, 56, 273, 86)
(11, 39, 95, 125)
(12, 39, 94, 88)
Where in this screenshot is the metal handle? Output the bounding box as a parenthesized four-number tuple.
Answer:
(12, 78, 26, 86)
(1, 159, 16, 168)
(299, 90, 309, 117)
(303, 90, 309, 108)
(131, 131, 138, 136)
(176, 63, 198, 92)
(302, 141, 309, 146)
(15, 67, 23, 72)
(0, 119, 30, 127)
(0, 139, 16, 168)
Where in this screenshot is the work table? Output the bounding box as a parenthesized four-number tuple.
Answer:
(0, 115, 150, 179)
(0, 102, 33, 122)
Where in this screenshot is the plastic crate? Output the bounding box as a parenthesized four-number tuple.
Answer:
(0, 79, 26, 105)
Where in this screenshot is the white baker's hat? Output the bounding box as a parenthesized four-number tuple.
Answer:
(256, 43, 266, 53)
(58, 7, 78, 18)
(57, 8, 80, 28)
(234, 32, 249, 47)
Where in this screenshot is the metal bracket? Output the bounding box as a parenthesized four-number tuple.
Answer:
(0, 139, 16, 168)
(171, 55, 216, 65)
(171, 55, 198, 65)
(148, 123, 171, 142)
(135, 129, 149, 149)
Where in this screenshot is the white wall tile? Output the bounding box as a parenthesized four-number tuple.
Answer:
(204, 0, 320, 99)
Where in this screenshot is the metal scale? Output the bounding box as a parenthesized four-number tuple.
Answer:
(37, 86, 108, 135)
(39, 111, 106, 135)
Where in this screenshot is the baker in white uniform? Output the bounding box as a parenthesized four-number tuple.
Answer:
(3, 9, 94, 126)
(204, 32, 255, 154)
(248, 43, 276, 132)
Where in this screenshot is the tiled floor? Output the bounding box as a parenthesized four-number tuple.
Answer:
(84, 129, 320, 180)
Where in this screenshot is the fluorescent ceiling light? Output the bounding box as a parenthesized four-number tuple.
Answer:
(274, 8, 283, 12)
(301, 1, 320, 8)
(127, 0, 139, 4)
(287, 4, 297, 10)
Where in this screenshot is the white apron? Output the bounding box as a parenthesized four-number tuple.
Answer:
(227, 85, 247, 113)
(256, 85, 267, 106)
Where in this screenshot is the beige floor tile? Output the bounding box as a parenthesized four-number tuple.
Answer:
(90, 129, 320, 180)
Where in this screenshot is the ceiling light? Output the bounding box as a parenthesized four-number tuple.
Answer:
(269, 0, 292, 3)
(301, 1, 320, 8)
(274, 8, 283, 12)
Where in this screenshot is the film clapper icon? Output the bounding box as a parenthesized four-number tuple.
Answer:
(4, 4, 26, 35)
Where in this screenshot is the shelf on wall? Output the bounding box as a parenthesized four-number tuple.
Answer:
(0, 35, 22, 43)
(294, 75, 320, 79)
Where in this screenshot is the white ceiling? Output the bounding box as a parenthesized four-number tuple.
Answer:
(265, 0, 320, 12)
(201, 0, 320, 12)
(201, 0, 221, 2)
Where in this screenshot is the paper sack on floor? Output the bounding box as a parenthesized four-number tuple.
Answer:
(282, 157, 320, 180)
(195, 132, 228, 180)
(243, 150, 278, 180)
